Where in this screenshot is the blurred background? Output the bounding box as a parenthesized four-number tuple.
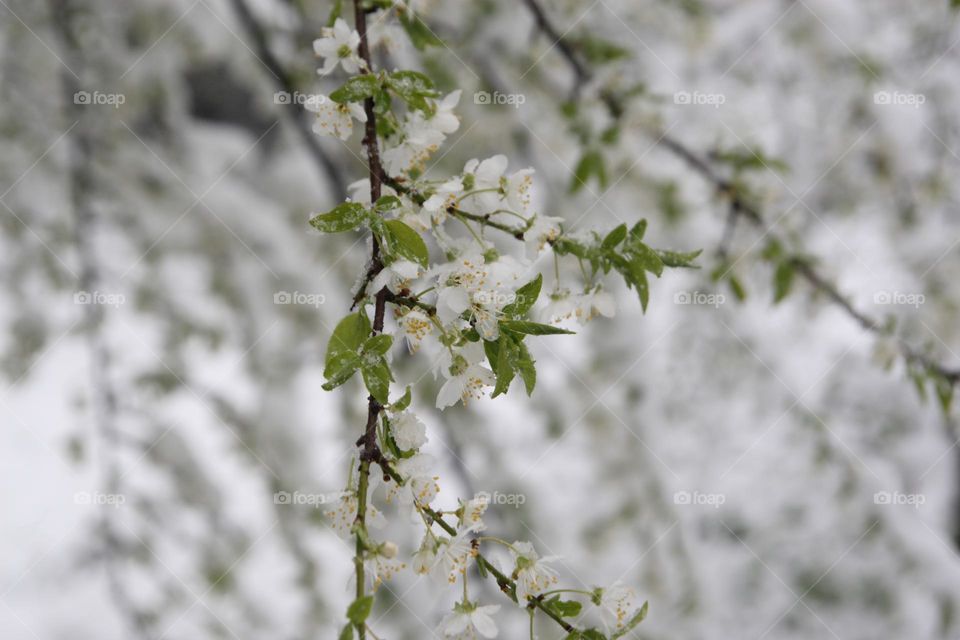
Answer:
(3, 0, 960, 638)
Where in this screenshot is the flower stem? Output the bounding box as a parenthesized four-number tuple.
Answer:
(350, 1, 388, 638)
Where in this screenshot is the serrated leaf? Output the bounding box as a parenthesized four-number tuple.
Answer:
(362, 359, 392, 405)
(325, 313, 371, 379)
(380, 219, 429, 267)
(399, 11, 443, 49)
(773, 260, 795, 303)
(310, 202, 369, 233)
(346, 595, 374, 625)
(500, 320, 574, 336)
(503, 274, 542, 317)
(330, 75, 381, 104)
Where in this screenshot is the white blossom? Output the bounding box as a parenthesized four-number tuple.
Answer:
(435, 342, 495, 409)
(389, 453, 439, 506)
(325, 491, 386, 538)
(382, 91, 462, 176)
(306, 96, 366, 140)
(439, 602, 500, 639)
(523, 214, 564, 257)
(370, 259, 421, 295)
(510, 541, 559, 602)
(390, 410, 427, 451)
(363, 542, 406, 588)
(313, 18, 363, 75)
(595, 582, 638, 632)
(432, 529, 477, 584)
(396, 307, 433, 353)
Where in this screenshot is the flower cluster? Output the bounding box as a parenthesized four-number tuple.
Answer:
(305, 5, 680, 639)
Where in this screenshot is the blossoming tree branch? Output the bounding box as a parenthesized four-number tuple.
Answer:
(306, 2, 699, 638)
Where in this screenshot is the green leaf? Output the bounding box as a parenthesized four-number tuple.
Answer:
(515, 341, 536, 395)
(656, 248, 702, 268)
(627, 242, 664, 277)
(338, 623, 354, 640)
(374, 195, 402, 212)
(380, 219, 429, 267)
(330, 75, 381, 104)
(310, 202, 369, 234)
(483, 337, 500, 372)
(503, 274, 542, 317)
(326, 0, 343, 27)
(324, 313, 371, 379)
(363, 334, 393, 356)
(546, 596, 583, 617)
(570, 150, 606, 193)
(322, 356, 362, 391)
(491, 336, 518, 398)
(773, 260, 795, 303)
(610, 601, 648, 638)
(386, 70, 440, 113)
(391, 386, 412, 411)
(629, 219, 647, 241)
(935, 375, 954, 415)
(500, 320, 574, 336)
(728, 274, 747, 302)
(575, 36, 630, 64)
(362, 359, 393, 405)
(346, 595, 374, 625)
(601, 224, 627, 250)
(398, 11, 443, 49)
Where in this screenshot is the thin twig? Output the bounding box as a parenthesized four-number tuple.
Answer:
(520, 0, 960, 388)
